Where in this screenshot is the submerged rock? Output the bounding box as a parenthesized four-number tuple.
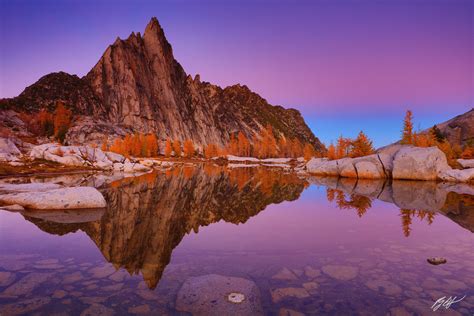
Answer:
(3, 272, 53, 296)
(0, 186, 106, 209)
(321, 265, 358, 281)
(271, 287, 310, 303)
(365, 279, 402, 296)
(278, 308, 305, 316)
(80, 303, 114, 316)
(304, 266, 321, 279)
(0, 297, 51, 315)
(0, 271, 15, 287)
(176, 274, 263, 315)
(272, 267, 298, 280)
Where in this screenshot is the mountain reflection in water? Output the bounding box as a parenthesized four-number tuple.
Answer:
(22, 165, 307, 289)
(16, 165, 474, 290)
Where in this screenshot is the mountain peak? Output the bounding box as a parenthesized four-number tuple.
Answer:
(2, 17, 323, 150)
(145, 17, 163, 35)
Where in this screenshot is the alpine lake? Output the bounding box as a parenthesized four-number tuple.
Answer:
(0, 164, 473, 315)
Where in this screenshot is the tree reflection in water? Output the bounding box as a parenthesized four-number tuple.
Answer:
(325, 187, 436, 236)
(21, 165, 307, 289)
(13, 168, 474, 289)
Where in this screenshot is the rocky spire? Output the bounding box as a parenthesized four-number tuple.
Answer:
(2, 17, 324, 150)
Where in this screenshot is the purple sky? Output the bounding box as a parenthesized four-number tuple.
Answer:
(0, 0, 472, 147)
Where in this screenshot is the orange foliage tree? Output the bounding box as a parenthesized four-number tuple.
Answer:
(53, 101, 72, 143)
(461, 146, 474, 159)
(164, 139, 173, 157)
(110, 138, 126, 157)
(173, 139, 182, 157)
(237, 132, 251, 157)
(350, 131, 374, 158)
(277, 137, 289, 157)
(327, 143, 336, 160)
(204, 143, 219, 159)
(220, 128, 317, 159)
(335, 136, 351, 159)
(145, 134, 159, 157)
(290, 138, 303, 158)
(263, 125, 278, 158)
(37, 109, 54, 136)
(183, 139, 195, 158)
(303, 143, 316, 161)
(109, 133, 159, 157)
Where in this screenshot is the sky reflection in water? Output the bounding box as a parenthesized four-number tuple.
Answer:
(0, 166, 473, 315)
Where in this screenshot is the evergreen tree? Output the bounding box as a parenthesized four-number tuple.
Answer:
(430, 125, 445, 143)
(401, 110, 413, 145)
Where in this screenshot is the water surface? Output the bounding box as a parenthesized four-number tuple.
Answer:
(1, 165, 473, 315)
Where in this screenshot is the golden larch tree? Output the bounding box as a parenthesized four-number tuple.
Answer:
(303, 143, 316, 161)
(237, 132, 251, 156)
(204, 143, 219, 159)
(145, 134, 158, 157)
(183, 139, 195, 158)
(291, 138, 303, 158)
(327, 143, 336, 160)
(228, 133, 239, 155)
(262, 125, 278, 158)
(37, 109, 54, 136)
(53, 101, 72, 143)
(173, 139, 182, 157)
(110, 138, 125, 157)
(350, 131, 374, 158)
(278, 137, 288, 157)
(335, 136, 351, 159)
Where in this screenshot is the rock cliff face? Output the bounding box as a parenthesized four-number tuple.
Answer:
(0, 17, 322, 150)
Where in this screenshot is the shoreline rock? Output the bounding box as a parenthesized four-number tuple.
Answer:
(0, 184, 106, 209)
(306, 145, 474, 183)
(29, 143, 150, 173)
(0, 137, 22, 163)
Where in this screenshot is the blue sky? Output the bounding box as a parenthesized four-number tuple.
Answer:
(1, 0, 472, 147)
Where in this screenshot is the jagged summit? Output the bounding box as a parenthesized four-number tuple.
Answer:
(0, 17, 323, 150)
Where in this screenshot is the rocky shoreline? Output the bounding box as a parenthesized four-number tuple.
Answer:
(1, 137, 473, 212)
(305, 145, 474, 183)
